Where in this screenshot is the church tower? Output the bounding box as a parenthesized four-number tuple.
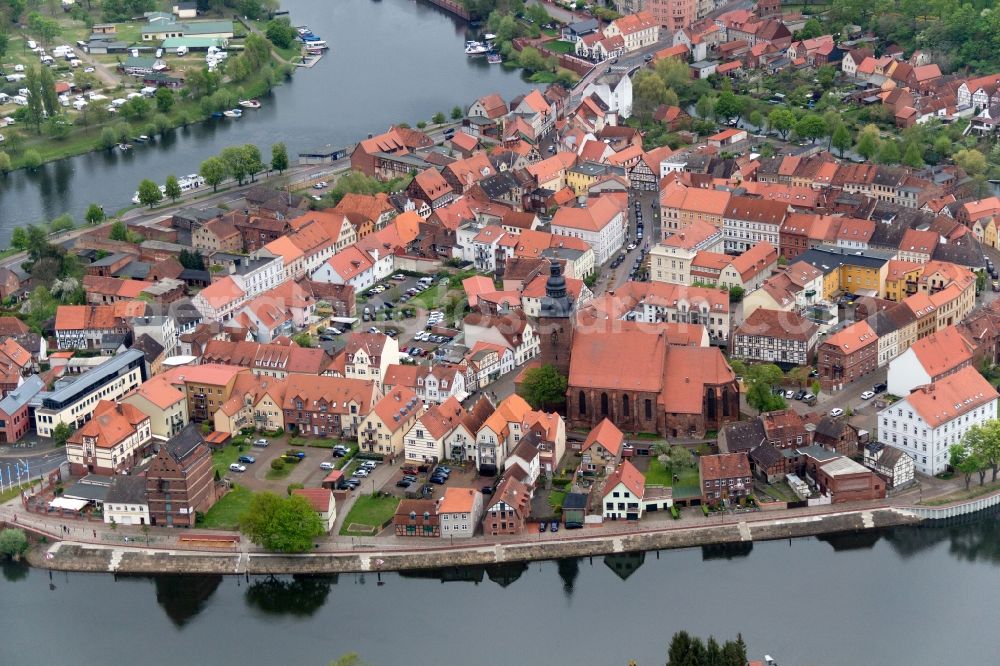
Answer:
(536, 261, 575, 376)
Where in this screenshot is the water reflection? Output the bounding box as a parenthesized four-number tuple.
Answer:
(153, 575, 223, 627)
(816, 530, 883, 552)
(701, 542, 754, 560)
(1, 560, 28, 582)
(556, 558, 579, 597)
(604, 552, 646, 580)
(245, 574, 337, 616)
(399, 566, 485, 584)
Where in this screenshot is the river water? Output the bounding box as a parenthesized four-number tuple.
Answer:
(1, 515, 998, 665)
(0, 0, 535, 238)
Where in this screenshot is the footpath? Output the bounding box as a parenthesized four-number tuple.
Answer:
(1, 499, 920, 576)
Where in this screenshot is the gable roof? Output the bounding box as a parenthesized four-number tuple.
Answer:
(604, 459, 645, 497)
(905, 366, 998, 428)
(580, 418, 625, 457)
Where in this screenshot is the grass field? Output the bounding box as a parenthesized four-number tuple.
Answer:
(338, 494, 400, 536)
(211, 444, 245, 477)
(545, 40, 576, 54)
(201, 485, 253, 529)
(644, 459, 701, 498)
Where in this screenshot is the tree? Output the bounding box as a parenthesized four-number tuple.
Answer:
(713, 91, 745, 123)
(950, 443, 981, 490)
(877, 139, 901, 165)
(137, 179, 162, 208)
(748, 110, 763, 131)
(154, 86, 174, 113)
(668, 630, 745, 666)
(747, 381, 786, 413)
(954, 148, 987, 176)
(856, 126, 880, 161)
(768, 108, 795, 139)
(695, 95, 715, 120)
(831, 124, 852, 157)
(200, 156, 228, 191)
(178, 249, 205, 270)
(49, 214, 73, 233)
(796, 17, 824, 40)
(451, 105, 463, 120)
(330, 654, 371, 666)
(794, 114, 826, 143)
(817, 64, 836, 89)
(242, 144, 265, 182)
(431, 111, 446, 124)
(728, 285, 744, 303)
(240, 491, 325, 553)
(22, 149, 41, 170)
(164, 174, 182, 202)
(668, 631, 694, 665)
(221, 145, 251, 185)
(517, 364, 568, 410)
(0, 151, 9, 175)
(10, 227, 27, 251)
(967, 421, 1000, 482)
(37, 64, 58, 119)
(108, 219, 128, 241)
(23, 66, 44, 133)
(632, 70, 670, 120)
(0, 528, 28, 560)
(902, 141, 924, 168)
(99, 126, 118, 151)
(265, 17, 296, 49)
(52, 422, 72, 448)
(270, 142, 288, 173)
(291, 332, 313, 348)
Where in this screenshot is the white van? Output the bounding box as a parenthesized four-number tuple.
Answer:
(26, 40, 36, 49)
(70, 59, 81, 68)
(176, 45, 189, 56)
(72, 99, 87, 110)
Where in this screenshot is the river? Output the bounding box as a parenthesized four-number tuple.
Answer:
(2, 515, 999, 665)
(0, 0, 535, 240)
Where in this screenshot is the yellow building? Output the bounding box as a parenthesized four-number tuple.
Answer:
(884, 260, 923, 302)
(358, 386, 425, 457)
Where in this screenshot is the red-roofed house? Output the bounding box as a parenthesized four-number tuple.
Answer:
(550, 195, 626, 264)
(818, 320, 879, 391)
(66, 400, 152, 475)
(602, 459, 646, 520)
(580, 418, 625, 471)
(292, 487, 337, 532)
(699, 452, 751, 506)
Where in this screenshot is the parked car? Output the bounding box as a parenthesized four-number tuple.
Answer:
(784, 390, 795, 399)
(539, 521, 548, 532)
(287, 451, 306, 459)
(794, 389, 806, 401)
(353, 468, 370, 478)
(565, 521, 583, 529)
(481, 485, 494, 495)
(550, 522, 559, 533)
(253, 438, 269, 447)
(396, 479, 412, 488)
(346, 479, 360, 490)
(238, 455, 256, 464)
(437, 465, 452, 474)
(829, 408, 844, 418)
(873, 383, 887, 393)
(861, 390, 875, 400)
(228, 463, 246, 473)
(401, 466, 418, 475)
(402, 474, 418, 482)
(429, 475, 447, 484)
(320, 461, 335, 470)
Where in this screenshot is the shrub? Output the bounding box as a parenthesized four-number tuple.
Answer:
(670, 506, 680, 519)
(286, 482, 304, 496)
(270, 458, 286, 471)
(702, 504, 710, 516)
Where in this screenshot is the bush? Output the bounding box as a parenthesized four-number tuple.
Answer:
(270, 458, 286, 471)
(702, 504, 710, 516)
(286, 482, 304, 496)
(670, 505, 680, 519)
(0, 528, 29, 559)
(551, 477, 572, 489)
(354, 452, 385, 462)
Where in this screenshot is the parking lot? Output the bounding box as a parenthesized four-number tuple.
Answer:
(221, 436, 343, 492)
(379, 459, 486, 502)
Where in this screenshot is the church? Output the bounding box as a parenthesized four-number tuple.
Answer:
(535, 262, 740, 438)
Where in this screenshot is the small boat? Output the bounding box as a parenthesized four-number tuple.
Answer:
(483, 33, 496, 40)
(211, 111, 224, 118)
(134, 135, 149, 143)
(303, 38, 327, 48)
(306, 46, 325, 55)
(465, 40, 489, 56)
(296, 26, 311, 35)
(223, 108, 243, 118)
(487, 53, 502, 64)
(239, 99, 261, 109)
(118, 142, 132, 152)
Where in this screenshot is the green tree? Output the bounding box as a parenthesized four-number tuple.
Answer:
(856, 128, 880, 161)
(747, 381, 786, 413)
(451, 105, 463, 120)
(713, 91, 745, 123)
(154, 86, 174, 113)
(52, 422, 72, 448)
(632, 70, 670, 120)
(517, 364, 568, 410)
(796, 17, 824, 39)
(748, 110, 764, 131)
(10, 227, 27, 251)
(950, 443, 982, 490)
(242, 144, 265, 182)
(902, 141, 924, 168)
(695, 95, 715, 119)
(432, 111, 446, 124)
(85, 204, 105, 225)
(817, 64, 836, 89)
(240, 491, 325, 553)
(22, 149, 41, 170)
(794, 113, 826, 143)
(137, 178, 162, 208)
(265, 17, 296, 48)
(967, 421, 1000, 482)
(200, 156, 228, 191)
(108, 219, 128, 241)
(99, 126, 118, 151)
(0, 528, 28, 560)
(37, 64, 58, 119)
(164, 174, 182, 202)
(877, 139, 901, 164)
(831, 124, 852, 157)
(49, 214, 73, 233)
(768, 108, 795, 139)
(270, 142, 288, 174)
(292, 332, 313, 348)
(0, 151, 10, 175)
(23, 66, 44, 133)
(330, 654, 370, 666)
(221, 145, 251, 185)
(954, 148, 987, 176)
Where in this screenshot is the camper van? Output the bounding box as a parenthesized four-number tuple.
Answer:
(175, 45, 189, 56)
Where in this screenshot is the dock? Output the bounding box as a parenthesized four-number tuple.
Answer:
(297, 54, 323, 68)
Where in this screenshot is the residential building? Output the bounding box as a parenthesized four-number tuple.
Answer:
(878, 366, 998, 475)
(888, 325, 974, 397)
(438, 487, 484, 538)
(814, 456, 886, 502)
(731, 308, 819, 366)
(343, 332, 400, 390)
(393, 499, 440, 537)
(818, 320, 879, 391)
(282, 375, 377, 439)
(863, 442, 916, 489)
(603, 459, 646, 520)
(170, 363, 248, 423)
(54, 302, 146, 351)
(483, 474, 531, 535)
(292, 488, 337, 533)
(103, 476, 149, 526)
(580, 418, 625, 472)
(123, 376, 188, 441)
(505, 438, 541, 487)
(145, 424, 216, 528)
(550, 196, 626, 265)
(699, 452, 752, 506)
(404, 396, 467, 463)
(358, 386, 424, 458)
(0, 376, 44, 444)
(463, 311, 539, 367)
(475, 394, 532, 472)
(34, 349, 147, 437)
(66, 400, 151, 475)
(723, 196, 788, 253)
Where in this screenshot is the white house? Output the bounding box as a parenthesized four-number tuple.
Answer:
(404, 397, 466, 463)
(550, 195, 626, 265)
(887, 326, 973, 397)
(292, 488, 338, 532)
(103, 476, 149, 526)
(463, 311, 539, 367)
(504, 438, 541, 486)
(579, 71, 634, 119)
(602, 459, 646, 520)
(863, 443, 916, 489)
(475, 394, 531, 472)
(877, 366, 998, 476)
(343, 332, 399, 390)
(437, 487, 484, 538)
(310, 246, 377, 292)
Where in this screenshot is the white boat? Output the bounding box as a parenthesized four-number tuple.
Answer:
(223, 108, 243, 118)
(297, 26, 311, 35)
(238, 99, 261, 109)
(465, 41, 489, 56)
(118, 142, 131, 152)
(483, 33, 496, 40)
(131, 174, 206, 204)
(303, 39, 327, 48)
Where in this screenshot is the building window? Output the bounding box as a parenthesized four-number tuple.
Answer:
(600, 392, 609, 417)
(578, 391, 586, 415)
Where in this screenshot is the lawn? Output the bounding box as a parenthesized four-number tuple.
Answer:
(763, 480, 797, 503)
(265, 464, 294, 481)
(545, 40, 576, 54)
(211, 444, 245, 477)
(643, 458, 674, 486)
(0, 482, 32, 505)
(201, 485, 253, 529)
(549, 490, 567, 509)
(921, 478, 1000, 506)
(338, 494, 401, 535)
(643, 459, 701, 497)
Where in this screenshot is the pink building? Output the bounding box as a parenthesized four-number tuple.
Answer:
(646, 0, 695, 31)
(0, 376, 43, 444)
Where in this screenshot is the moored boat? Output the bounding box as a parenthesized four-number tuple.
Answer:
(223, 108, 243, 118)
(238, 99, 261, 109)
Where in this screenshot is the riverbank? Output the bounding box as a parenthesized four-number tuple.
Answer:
(18, 505, 920, 575)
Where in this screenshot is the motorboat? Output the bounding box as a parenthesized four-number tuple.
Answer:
(465, 41, 489, 56)
(239, 99, 261, 109)
(223, 108, 243, 118)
